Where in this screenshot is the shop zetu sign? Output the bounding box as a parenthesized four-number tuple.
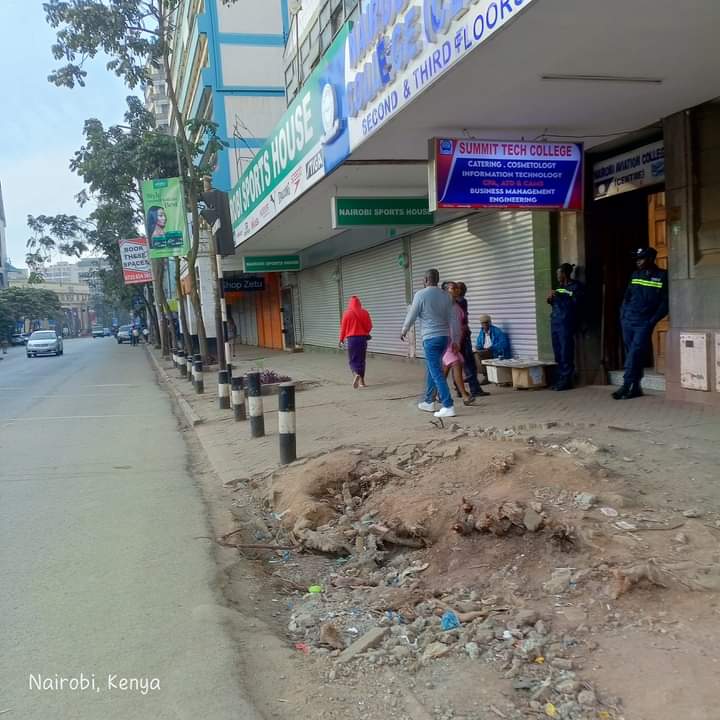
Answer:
(223, 276, 265, 292)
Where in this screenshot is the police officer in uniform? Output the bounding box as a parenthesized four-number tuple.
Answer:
(547, 263, 583, 391)
(613, 247, 668, 400)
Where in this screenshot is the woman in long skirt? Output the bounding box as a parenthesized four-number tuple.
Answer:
(339, 296, 373, 388)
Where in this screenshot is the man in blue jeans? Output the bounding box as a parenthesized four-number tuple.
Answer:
(401, 268, 460, 419)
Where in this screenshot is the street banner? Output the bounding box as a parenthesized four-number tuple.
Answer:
(142, 177, 190, 258)
(118, 237, 153, 284)
(429, 138, 583, 211)
(332, 197, 434, 227)
(229, 25, 351, 247)
(592, 140, 664, 200)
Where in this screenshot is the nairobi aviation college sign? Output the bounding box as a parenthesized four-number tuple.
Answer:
(230, 0, 538, 245)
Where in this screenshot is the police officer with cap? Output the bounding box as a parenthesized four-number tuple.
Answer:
(613, 247, 668, 400)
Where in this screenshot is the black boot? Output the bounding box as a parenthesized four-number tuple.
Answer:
(612, 384, 630, 400)
(623, 383, 644, 399)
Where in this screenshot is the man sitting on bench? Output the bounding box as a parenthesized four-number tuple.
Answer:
(475, 315, 511, 383)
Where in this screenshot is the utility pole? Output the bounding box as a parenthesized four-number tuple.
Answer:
(201, 176, 226, 369)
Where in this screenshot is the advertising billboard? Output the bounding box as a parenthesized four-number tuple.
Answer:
(141, 177, 190, 259)
(429, 138, 583, 211)
(592, 140, 665, 200)
(118, 237, 153, 284)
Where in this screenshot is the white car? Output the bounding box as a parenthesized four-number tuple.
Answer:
(27, 330, 64, 357)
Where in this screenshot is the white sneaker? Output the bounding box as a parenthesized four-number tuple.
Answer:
(418, 401, 437, 412)
(434, 406, 457, 418)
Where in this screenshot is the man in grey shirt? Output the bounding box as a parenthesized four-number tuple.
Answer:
(401, 268, 460, 418)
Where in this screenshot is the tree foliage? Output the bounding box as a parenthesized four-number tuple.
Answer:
(0, 286, 63, 340)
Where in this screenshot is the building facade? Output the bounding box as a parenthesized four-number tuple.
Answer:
(0, 180, 7, 289)
(144, 64, 171, 131)
(225, 1, 720, 406)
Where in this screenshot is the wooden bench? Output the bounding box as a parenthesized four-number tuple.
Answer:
(480, 358, 556, 389)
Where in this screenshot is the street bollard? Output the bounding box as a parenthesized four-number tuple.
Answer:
(231, 377, 246, 421)
(171, 348, 176, 368)
(178, 351, 187, 377)
(246, 371, 265, 438)
(278, 383, 297, 464)
(218, 370, 230, 410)
(186, 354, 194, 382)
(194, 359, 204, 394)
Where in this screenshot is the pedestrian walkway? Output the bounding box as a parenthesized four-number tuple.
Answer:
(155, 345, 720, 513)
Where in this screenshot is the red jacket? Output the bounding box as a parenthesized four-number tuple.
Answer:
(339, 296, 372, 342)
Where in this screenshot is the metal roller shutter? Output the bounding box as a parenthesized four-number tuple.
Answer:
(299, 261, 341, 347)
(340, 240, 407, 356)
(410, 211, 537, 359)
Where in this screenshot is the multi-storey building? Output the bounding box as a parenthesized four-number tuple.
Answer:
(144, 64, 171, 132)
(41, 261, 81, 285)
(0, 180, 7, 289)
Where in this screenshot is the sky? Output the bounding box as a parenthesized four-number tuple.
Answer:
(0, 0, 132, 268)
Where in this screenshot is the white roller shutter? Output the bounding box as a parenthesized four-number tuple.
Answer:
(236, 295, 257, 346)
(410, 211, 537, 359)
(299, 261, 341, 347)
(340, 241, 407, 356)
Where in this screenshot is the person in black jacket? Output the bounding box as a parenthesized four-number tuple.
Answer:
(547, 263, 583, 391)
(613, 247, 668, 400)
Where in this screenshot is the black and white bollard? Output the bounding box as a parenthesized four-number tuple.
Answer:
(218, 370, 230, 410)
(278, 383, 297, 465)
(231, 376, 246, 421)
(246, 371, 265, 438)
(193, 359, 204, 394)
(187, 354, 194, 383)
(171, 348, 177, 368)
(178, 351, 187, 377)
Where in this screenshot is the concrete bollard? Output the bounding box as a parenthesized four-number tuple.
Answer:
(218, 370, 230, 410)
(246, 371, 264, 438)
(278, 383, 297, 464)
(178, 351, 187, 377)
(186, 354, 194, 382)
(231, 377, 246, 421)
(193, 359, 204, 394)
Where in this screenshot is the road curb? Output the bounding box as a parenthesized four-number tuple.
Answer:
(146, 347, 202, 427)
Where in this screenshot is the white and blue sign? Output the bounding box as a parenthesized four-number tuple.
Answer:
(593, 140, 665, 200)
(430, 138, 584, 211)
(345, 0, 539, 150)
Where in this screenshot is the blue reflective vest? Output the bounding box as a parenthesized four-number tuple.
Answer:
(621, 267, 669, 326)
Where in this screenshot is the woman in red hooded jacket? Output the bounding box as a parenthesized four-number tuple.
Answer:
(339, 296, 373, 389)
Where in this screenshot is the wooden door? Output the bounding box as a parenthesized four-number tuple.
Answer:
(648, 192, 669, 373)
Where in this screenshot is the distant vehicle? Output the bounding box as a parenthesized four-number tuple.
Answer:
(10, 333, 26, 346)
(27, 330, 64, 357)
(91, 325, 105, 338)
(103, 327, 112, 337)
(116, 325, 133, 343)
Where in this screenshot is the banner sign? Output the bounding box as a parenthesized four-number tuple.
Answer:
(429, 138, 583, 211)
(593, 140, 664, 200)
(223, 275, 266, 292)
(118, 237, 152, 284)
(141, 177, 190, 258)
(243, 256, 301, 273)
(332, 197, 434, 227)
(230, 26, 351, 246)
(346, 0, 537, 150)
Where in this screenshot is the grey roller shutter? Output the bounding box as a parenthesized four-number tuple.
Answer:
(410, 211, 537, 359)
(340, 240, 407, 356)
(299, 261, 341, 347)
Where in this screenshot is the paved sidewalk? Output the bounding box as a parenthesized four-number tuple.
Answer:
(152, 345, 720, 512)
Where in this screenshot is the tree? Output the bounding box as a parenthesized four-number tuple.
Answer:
(44, 0, 228, 362)
(0, 286, 64, 340)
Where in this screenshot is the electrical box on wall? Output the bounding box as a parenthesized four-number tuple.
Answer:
(680, 333, 709, 391)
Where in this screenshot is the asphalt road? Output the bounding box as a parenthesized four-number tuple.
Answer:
(0, 338, 260, 719)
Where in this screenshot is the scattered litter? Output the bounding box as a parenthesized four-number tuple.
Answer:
(502, 630, 513, 640)
(308, 585, 323, 594)
(440, 611, 461, 631)
(683, 508, 703, 518)
(544, 702, 558, 718)
(614, 521, 638, 531)
(294, 642, 310, 654)
(600, 507, 619, 518)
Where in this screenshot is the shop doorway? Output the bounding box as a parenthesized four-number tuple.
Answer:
(281, 287, 296, 349)
(648, 192, 669, 373)
(585, 185, 668, 382)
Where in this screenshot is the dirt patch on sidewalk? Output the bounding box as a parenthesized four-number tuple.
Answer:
(217, 429, 720, 720)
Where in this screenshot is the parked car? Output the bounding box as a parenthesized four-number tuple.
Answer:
(27, 330, 64, 357)
(10, 333, 27, 346)
(116, 325, 133, 343)
(91, 325, 105, 338)
(103, 327, 112, 336)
